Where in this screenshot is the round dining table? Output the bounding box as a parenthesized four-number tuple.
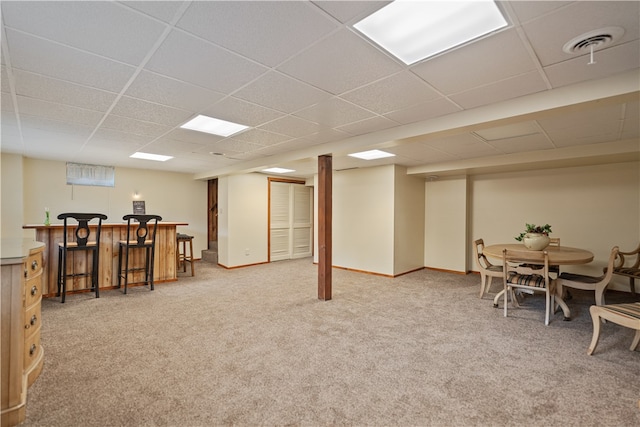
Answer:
(483, 243, 594, 265)
(482, 243, 594, 320)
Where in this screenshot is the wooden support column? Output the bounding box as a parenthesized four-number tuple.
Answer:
(318, 154, 332, 300)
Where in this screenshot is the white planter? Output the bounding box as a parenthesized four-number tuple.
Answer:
(523, 233, 550, 251)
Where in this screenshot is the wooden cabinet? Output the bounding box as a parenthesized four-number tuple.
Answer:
(1, 239, 45, 427)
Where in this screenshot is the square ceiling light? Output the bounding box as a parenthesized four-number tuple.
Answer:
(353, 0, 508, 65)
(130, 152, 173, 162)
(348, 149, 395, 160)
(263, 167, 295, 174)
(180, 114, 248, 137)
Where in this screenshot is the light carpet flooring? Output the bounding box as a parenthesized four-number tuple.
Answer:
(23, 258, 640, 426)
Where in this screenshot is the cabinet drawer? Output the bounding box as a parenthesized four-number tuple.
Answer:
(24, 252, 43, 280)
(23, 303, 41, 340)
(24, 276, 41, 307)
(23, 328, 41, 369)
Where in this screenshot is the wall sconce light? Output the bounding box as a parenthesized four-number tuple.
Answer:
(133, 191, 140, 199)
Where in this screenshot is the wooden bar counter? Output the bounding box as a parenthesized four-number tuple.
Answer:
(23, 222, 187, 297)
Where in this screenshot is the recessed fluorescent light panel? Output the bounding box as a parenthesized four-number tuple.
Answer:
(130, 152, 173, 162)
(180, 114, 248, 137)
(263, 167, 295, 174)
(353, 0, 508, 65)
(348, 149, 395, 160)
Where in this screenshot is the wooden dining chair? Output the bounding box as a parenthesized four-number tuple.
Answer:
(503, 248, 557, 325)
(474, 239, 503, 298)
(556, 246, 619, 307)
(588, 302, 640, 355)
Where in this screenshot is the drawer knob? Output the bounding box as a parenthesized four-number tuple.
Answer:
(25, 314, 37, 329)
(31, 260, 39, 270)
(31, 285, 39, 296)
(29, 343, 37, 356)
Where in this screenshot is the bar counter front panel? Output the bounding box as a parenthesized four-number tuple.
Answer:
(23, 222, 187, 297)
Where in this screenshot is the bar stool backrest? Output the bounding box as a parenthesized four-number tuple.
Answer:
(57, 213, 108, 248)
(123, 214, 162, 246)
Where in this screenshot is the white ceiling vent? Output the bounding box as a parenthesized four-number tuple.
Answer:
(563, 26, 624, 55)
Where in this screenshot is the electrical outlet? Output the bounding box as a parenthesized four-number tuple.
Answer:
(245, 248, 250, 256)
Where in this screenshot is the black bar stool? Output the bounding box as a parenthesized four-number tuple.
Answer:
(57, 213, 107, 303)
(117, 214, 162, 294)
(176, 233, 194, 276)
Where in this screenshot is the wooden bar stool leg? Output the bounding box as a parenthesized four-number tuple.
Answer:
(189, 238, 194, 276)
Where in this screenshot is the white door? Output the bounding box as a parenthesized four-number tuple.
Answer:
(270, 182, 312, 261)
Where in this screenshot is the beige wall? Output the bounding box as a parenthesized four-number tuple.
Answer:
(13, 157, 208, 257)
(425, 176, 468, 272)
(1, 153, 26, 239)
(217, 173, 268, 268)
(393, 165, 425, 275)
(466, 161, 639, 292)
(332, 165, 395, 275)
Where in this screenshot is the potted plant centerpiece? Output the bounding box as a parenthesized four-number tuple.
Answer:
(515, 223, 552, 250)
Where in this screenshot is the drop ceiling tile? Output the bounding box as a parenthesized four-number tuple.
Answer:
(125, 71, 223, 112)
(523, 1, 640, 67)
(163, 128, 224, 145)
(485, 134, 556, 154)
(74, 145, 137, 167)
(21, 125, 88, 147)
(2, 1, 167, 65)
(89, 128, 154, 148)
(341, 71, 440, 114)
(1, 93, 15, 113)
(23, 136, 85, 161)
(233, 71, 331, 114)
(101, 114, 171, 138)
(5, 29, 136, 92)
(423, 133, 501, 158)
(278, 28, 402, 95)
(450, 71, 548, 109)
(548, 128, 622, 148)
(384, 97, 461, 125)
(19, 114, 94, 137)
(201, 97, 283, 128)
(294, 97, 375, 128)
(229, 128, 290, 147)
(336, 116, 399, 136)
(544, 41, 640, 88)
(120, 1, 186, 23)
(541, 104, 623, 147)
(1, 66, 11, 93)
(622, 100, 640, 138)
(538, 103, 623, 132)
(258, 115, 321, 138)
(311, 1, 389, 24)
(111, 96, 192, 127)
(508, 1, 572, 24)
(385, 143, 457, 164)
(303, 127, 350, 144)
(145, 30, 268, 94)
(207, 139, 263, 155)
(17, 96, 103, 127)
(1, 113, 21, 150)
(144, 137, 206, 156)
(13, 70, 117, 112)
(177, 1, 339, 67)
(253, 139, 307, 157)
(411, 28, 537, 95)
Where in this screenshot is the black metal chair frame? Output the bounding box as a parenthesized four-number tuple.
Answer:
(117, 214, 162, 294)
(57, 213, 107, 303)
